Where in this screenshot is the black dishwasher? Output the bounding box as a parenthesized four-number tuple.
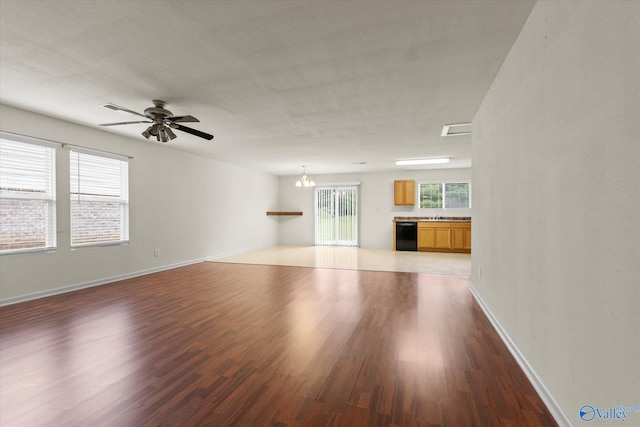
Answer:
(395, 221, 417, 251)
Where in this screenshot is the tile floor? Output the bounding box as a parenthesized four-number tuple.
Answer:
(212, 245, 471, 276)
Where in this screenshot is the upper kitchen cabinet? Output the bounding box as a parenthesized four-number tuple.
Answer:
(394, 180, 415, 206)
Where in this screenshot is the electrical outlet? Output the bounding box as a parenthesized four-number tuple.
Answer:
(478, 267, 482, 278)
(154, 249, 160, 257)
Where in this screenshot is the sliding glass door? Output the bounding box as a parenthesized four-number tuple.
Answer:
(314, 185, 358, 247)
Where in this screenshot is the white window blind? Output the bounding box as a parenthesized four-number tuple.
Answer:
(70, 149, 129, 247)
(0, 135, 57, 254)
(314, 185, 358, 247)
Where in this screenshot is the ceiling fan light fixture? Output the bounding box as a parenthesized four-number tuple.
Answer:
(158, 127, 172, 143)
(141, 126, 153, 139)
(149, 123, 161, 137)
(165, 127, 177, 140)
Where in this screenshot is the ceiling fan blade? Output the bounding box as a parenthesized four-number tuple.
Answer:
(167, 115, 199, 123)
(101, 103, 148, 118)
(172, 124, 214, 140)
(99, 121, 152, 126)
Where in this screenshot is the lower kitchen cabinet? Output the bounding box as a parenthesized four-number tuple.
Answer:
(418, 222, 451, 250)
(417, 221, 471, 253)
(451, 222, 472, 251)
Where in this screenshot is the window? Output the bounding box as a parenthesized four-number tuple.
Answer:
(419, 183, 443, 208)
(0, 133, 57, 254)
(70, 149, 129, 247)
(419, 182, 470, 209)
(443, 182, 471, 208)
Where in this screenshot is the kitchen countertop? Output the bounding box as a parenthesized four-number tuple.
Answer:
(393, 216, 471, 223)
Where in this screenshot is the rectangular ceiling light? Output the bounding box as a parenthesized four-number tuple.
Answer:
(395, 158, 450, 166)
(441, 122, 471, 137)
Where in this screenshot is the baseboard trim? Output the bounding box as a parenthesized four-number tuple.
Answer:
(0, 246, 272, 307)
(205, 248, 251, 261)
(470, 285, 572, 427)
(0, 257, 210, 307)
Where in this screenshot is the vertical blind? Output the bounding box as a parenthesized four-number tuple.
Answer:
(314, 185, 358, 247)
(70, 149, 129, 246)
(0, 136, 57, 253)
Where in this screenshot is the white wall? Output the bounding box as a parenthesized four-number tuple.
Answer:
(0, 104, 279, 303)
(277, 168, 472, 248)
(472, 1, 640, 425)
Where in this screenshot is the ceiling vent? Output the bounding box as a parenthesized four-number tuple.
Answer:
(441, 123, 471, 137)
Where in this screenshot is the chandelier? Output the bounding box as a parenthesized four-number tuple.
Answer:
(295, 166, 315, 187)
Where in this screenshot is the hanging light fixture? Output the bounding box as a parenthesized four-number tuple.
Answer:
(295, 165, 315, 188)
(141, 123, 177, 143)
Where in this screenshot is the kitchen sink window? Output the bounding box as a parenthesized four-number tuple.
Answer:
(419, 182, 470, 209)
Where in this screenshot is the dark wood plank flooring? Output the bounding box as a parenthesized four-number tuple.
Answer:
(0, 262, 556, 426)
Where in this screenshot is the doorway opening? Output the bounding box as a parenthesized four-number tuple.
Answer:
(314, 185, 358, 247)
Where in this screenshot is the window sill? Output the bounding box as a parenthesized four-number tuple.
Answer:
(0, 247, 57, 256)
(70, 241, 129, 250)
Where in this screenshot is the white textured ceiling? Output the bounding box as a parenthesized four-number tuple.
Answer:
(0, 0, 535, 176)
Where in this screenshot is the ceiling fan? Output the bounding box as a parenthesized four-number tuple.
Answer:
(99, 99, 214, 142)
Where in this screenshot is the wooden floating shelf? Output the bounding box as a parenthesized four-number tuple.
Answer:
(266, 211, 303, 216)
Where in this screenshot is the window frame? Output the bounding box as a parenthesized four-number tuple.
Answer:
(314, 183, 360, 247)
(418, 181, 471, 209)
(0, 132, 57, 255)
(69, 148, 129, 248)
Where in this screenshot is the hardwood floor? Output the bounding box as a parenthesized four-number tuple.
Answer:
(0, 262, 556, 426)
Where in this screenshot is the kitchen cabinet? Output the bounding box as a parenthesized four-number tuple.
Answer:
(394, 180, 415, 206)
(451, 222, 472, 251)
(418, 222, 451, 250)
(393, 217, 471, 253)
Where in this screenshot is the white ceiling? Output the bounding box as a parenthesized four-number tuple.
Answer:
(0, 0, 535, 176)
